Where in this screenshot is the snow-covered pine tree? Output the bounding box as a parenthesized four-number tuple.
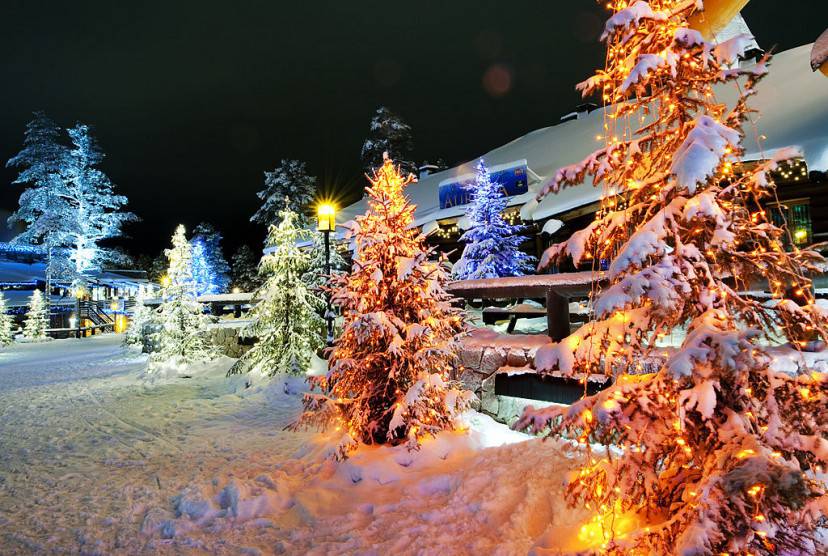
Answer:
(62, 123, 137, 275)
(294, 155, 471, 457)
(123, 292, 154, 347)
(191, 222, 231, 294)
(23, 290, 48, 340)
(515, 2, 828, 554)
(251, 160, 316, 228)
(190, 237, 213, 297)
(301, 232, 348, 291)
(149, 225, 217, 372)
(361, 106, 416, 175)
(0, 292, 15, 346)
(6, 111, 74, 298)
(230, 244, 262, 292)
(230, 201, 324, 379)
(452, 159, 535, 279)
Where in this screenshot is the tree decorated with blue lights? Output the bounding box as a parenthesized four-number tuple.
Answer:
(6, 111, 74, 299)
(62, 123, 137, 276)
(0, 293, 15, 346)
(190, 222, 231, 295)
(149, 225, 217, 373)
(452, 159, 534, 280)
(230, 201, 324, 380)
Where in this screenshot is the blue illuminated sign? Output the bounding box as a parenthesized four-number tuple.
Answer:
(438, 161, 528, 209)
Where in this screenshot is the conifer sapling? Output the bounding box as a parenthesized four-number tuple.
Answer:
(230, 200, 325, 379)
(294, 155, 471, 457)
(23, 290, 48, 341)
(452, 158, 535, 280)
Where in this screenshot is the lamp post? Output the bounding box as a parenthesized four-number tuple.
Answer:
(73, 287, 84, 339)
(316, 202, 336, 346)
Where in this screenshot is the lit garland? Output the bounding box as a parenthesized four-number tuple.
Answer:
(294, 155, 471, 458)
(517, 1, 828, 554)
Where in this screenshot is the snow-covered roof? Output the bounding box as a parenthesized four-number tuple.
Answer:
(0, 261, 46, 285)
(197, 292, 254, 303)
(338, 44, 828, 232)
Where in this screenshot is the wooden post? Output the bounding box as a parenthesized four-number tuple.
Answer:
(545, 289, 570, 342)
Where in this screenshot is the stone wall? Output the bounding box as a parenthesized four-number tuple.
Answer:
(206, 324, 252, 358)
(457, 328, 548, 422)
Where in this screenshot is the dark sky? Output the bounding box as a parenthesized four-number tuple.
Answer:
(1, 0, 825, 260)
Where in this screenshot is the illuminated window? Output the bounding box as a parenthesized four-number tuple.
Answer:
(769, 198, 812, 247)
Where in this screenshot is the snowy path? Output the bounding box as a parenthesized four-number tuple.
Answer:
(0, 335, 589, 555)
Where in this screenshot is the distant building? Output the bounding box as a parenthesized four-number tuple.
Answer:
(335, 44, 828, 267)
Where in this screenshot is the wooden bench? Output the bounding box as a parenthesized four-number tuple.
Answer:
(481, 303, 548, 332)
(447, 271, 605, 341)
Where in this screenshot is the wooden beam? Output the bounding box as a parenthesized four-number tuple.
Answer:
(546, 290, 570, 341)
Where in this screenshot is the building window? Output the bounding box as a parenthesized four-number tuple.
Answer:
(769, 198, 812, 247)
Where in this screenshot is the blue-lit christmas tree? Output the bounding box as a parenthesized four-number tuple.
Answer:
(190, 222, 231, 296)
(452, 159, 534, 280)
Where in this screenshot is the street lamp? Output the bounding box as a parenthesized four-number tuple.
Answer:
(74, 287, 85, 338)
(317, 202, 336, 345)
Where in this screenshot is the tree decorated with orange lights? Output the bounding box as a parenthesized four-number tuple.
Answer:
(295, 154, 471, 457)
(516, 1, 828, 554)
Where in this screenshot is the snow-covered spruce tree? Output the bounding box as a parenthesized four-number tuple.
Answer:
(149, 225, 217, 372)
(452, 159, 535, 280)
(23, 290, 48, 340)
(191, 222, 231, 295)
(190, 237, 214, 297)
(301, 232, 348, 291)
(123, 292, 154, 347)
(229, 202, 324, 379)
(62, 124, 137, 275)
(251, 160, 316, 228)
(294, 155, 471, 457)
(361, 106, 416, 175)
(230, 244, 262, 292)
(6, 111, 74, 297)
(515, 2, 828, 554)
(0, 293, 15, 346)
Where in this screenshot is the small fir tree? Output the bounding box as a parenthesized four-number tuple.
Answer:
(231, 244, 262, 292)
(294, 155, 471, 457)
(516, 2, 828, 554)
(23, 290, 48, 340)
(191, 222, 231, 294)
(301, 232, 348, 291)
(452, 159, 535, 279)
(251, 160, 316, 228)
(230, 202, 325, 379)
(361, 106, 416, 175)
(123, 292, 154, 347)
(149, 225, 217, 372)
(0, 293, 15, 346)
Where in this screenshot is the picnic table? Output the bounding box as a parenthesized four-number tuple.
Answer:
(447, 271, 605, 341)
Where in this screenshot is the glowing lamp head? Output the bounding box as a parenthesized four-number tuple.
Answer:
(232, 287, 241, 294)
(794, 228, 808, 244)
(317, 203, 336, 232)
(161, 275, 171, 288)
(74, 287, 85, 299)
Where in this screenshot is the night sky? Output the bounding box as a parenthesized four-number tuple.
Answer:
(1, 0, 825, 260)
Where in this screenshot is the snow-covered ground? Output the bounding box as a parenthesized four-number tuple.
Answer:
(0, 334, 592, 555)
